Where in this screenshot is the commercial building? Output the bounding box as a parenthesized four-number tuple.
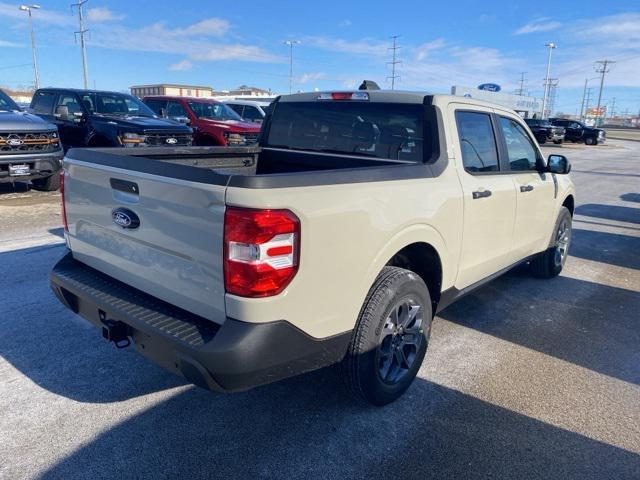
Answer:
(130, 84, 213, 98)
(451, 85, 543, 118)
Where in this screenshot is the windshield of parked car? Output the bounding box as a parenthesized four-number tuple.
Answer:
(265, 101, 427, 162)
(0, 90, 20, 111)
(188, 101, 244, 121)
(80, 92, 156, 117)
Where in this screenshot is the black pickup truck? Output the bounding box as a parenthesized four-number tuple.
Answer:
(0, 89, 63, 191)
(30, 88, 193, 151)
(550, 119, 606, 145)
(524, 118, 565, 145)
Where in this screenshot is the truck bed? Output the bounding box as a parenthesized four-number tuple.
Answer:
(66, 145, 425, 189)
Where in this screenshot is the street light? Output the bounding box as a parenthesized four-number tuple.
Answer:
(541, 42, 556, 119)
(283, 40, 301, 94)
(19, 4, 41, 90)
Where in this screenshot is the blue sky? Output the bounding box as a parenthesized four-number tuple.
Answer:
(2, 0, 639, 116)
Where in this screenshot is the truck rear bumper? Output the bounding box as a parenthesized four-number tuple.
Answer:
(50, 253, 351, 393)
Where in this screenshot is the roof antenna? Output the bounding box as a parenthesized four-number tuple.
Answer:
(359, 80, 380, 91)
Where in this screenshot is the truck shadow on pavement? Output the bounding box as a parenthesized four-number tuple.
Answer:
(620, 193, 640, 203)
(0, 182, 30, 195)
(576, 203, 640, 225)
(37, 369, 640, 479)
(0, 243, 185, 404)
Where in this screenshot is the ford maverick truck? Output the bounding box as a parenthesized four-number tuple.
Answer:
(50, 90, 575, 405)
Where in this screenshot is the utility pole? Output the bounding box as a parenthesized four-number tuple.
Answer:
(583, 88, 593, 122)
(609, 97, 616, 119)
(547, 78, 559, 117)
(594, 59, 615, 126)
(283, 40, 300, 94)
(72, 0, 90, 89)
(516, 72, 527, 96)
(541, 42, 557, 118)
(19, 5, 40, 90)
(579, 78, 588, 121)
(387, 35, 401, 90)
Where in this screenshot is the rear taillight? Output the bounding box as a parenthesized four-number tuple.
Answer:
(224, 207, 300, 298)
(60, 170, 68, 232)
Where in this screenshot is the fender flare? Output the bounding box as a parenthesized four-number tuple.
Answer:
(355, 224, 453, 314)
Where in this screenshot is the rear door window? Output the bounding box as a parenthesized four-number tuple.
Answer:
(228, 104, 244, 117)
(455, 111, 499, 173)
(31, 91, 56, 114)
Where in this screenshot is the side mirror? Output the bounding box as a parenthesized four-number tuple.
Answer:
(54, 105, 69, 118)
(547, 154, 571, 174)
(172, 116, 190, 125)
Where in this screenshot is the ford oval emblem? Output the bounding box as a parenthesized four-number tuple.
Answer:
(165, 137, 178, 144)
(7, 138, 23, 146)
(112, 208, 140, 229)
(478, 83, 501, 92)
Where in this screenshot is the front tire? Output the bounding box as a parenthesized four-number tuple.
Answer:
(537, 135, 547, 145)
(31, 173, 60, 192)
(342, 267, 432, 406)
(530, 206, 572, 278)
(585, 137, 597, 145)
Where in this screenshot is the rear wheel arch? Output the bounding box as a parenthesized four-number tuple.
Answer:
(385, 242, 443, 314)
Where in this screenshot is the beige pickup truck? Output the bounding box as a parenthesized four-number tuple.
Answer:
(50, 89, 575, 405)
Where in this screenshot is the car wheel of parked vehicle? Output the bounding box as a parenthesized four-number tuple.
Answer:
(342, 266, 432, 406)
(31, 174, 60, 192)
(537, 135, 547, 145)
(585, 137, 597, 145)
(553, 140, 563, 144)
(530, 206, 572, 279)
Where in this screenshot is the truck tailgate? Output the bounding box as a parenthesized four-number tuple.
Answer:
(64, 158, 227, 323)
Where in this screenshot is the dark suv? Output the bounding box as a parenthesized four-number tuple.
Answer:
(549, 119, 606, 146)
(30, 89, 193, 150)
(1, 89, 63, 191)
(524, 118, 565, 145)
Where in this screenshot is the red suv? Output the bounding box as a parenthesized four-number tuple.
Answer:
(143, 96, 261, 146)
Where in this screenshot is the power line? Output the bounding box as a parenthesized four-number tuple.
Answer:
(71, 0, 90, 89)
(387, 35, 401, 90)
(594, 59, 615, 125)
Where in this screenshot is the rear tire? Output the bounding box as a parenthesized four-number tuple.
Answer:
(31, 173, 60, 192)
(342, 267, 432, 406)
(537, 136, 547, 145)
(553, 139, 563, 145)
(530, 206, 572, 279)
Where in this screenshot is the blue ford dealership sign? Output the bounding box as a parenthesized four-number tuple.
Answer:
(478, 83, 501, 92)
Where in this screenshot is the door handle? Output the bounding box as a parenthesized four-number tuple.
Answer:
(520, 185, 534, 192)
(472, 190, 492, 199)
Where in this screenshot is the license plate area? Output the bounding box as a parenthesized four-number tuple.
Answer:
(9, 164, 30, 176)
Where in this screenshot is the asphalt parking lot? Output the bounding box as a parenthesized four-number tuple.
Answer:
(1, 141, 639, 479)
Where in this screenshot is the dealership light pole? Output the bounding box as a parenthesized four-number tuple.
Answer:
(19, 4, 40, 90)
(72, 0, 90, 89)
(283, 40, 300, 94)
(541, 42, 556, 118)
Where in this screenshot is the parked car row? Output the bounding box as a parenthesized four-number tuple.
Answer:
(524, 117, 606, 146)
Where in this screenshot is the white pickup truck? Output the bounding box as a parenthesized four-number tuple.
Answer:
(50, 89, 575, 405)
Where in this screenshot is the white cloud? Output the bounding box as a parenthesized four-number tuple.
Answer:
(87, 7, 125, 23)
(87, 20, 282, 64)
(414, 38, 445, 61)
(514, 18, 562, 35)
(0, 39, 22, 47)
(0, 2, 73, 26)
(298, 72, 326, 84)
(304, 36, 388, 56)
(169, 60, 193, 71)
(176, 18, 230, 37)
